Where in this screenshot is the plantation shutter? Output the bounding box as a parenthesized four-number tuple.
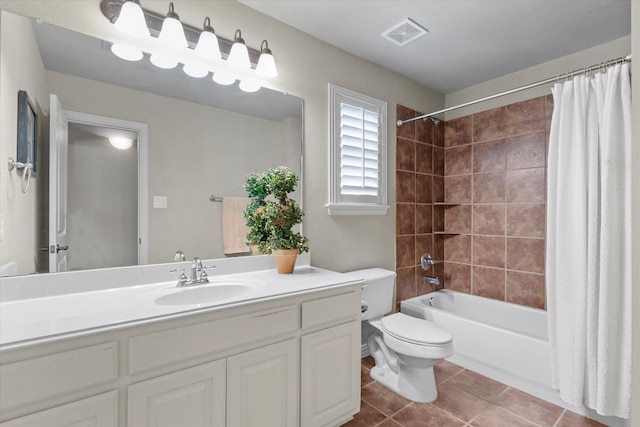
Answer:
(328, 84, 388, 215)
(340, 103, 381, 199)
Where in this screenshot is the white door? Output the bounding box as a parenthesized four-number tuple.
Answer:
(227, 339, 298, 427)
(49, 94, 69, 272)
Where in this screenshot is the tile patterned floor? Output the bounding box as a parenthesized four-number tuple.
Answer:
(344, 357, 605, 427)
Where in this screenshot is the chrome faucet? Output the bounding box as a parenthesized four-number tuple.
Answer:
(191, 257, 203, 282)
(423, 276, 441, 286)
(170, 257, 215, 287)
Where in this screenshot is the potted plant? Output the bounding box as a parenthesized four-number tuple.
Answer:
(243, 172, 270, 254)
(246, 166, 309, 273)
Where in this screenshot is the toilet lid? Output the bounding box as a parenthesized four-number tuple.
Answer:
(381, 313, 452, 345)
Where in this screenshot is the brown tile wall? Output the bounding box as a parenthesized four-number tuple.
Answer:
(396, 96, 551, 310)
(395, 106, 444, 312)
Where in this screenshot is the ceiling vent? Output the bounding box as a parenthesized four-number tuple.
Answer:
(381, 18, 428, 47)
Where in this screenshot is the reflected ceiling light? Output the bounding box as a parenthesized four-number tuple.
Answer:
(183, 17, 222, 78)
(113, 0, 149, 38)
(255, 40, 277, 78)
(239, 79, 261, 93)
(227, 29, 251, 69)
(109, 136, 134, 150)
(212, 72, 236, 86)
(150, 2, 188, 69)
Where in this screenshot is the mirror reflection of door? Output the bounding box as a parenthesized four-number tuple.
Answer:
(48, 95, 148, 272)
(49, 94, 69, 272)
(66, 123, 138, 271)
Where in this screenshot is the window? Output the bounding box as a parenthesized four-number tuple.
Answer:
(327, 84, 389, 215)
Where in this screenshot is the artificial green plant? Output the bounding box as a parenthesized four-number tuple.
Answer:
(244, 166, 309, 254)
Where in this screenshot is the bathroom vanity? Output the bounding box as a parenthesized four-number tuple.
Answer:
(0, 257, 362, 427)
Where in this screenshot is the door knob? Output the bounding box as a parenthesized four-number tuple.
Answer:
(50, 244, 69, 253)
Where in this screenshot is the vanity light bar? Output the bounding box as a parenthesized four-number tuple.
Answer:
(99, 0, 261, 66)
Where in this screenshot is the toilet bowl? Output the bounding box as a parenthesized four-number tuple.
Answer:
(344, 268, 453, 403)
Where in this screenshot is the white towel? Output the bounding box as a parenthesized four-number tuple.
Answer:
(222, 197, 251, 255)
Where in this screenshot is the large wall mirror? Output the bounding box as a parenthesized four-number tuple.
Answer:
(0, 11, 303, 277)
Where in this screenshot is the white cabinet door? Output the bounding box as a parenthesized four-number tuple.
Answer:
(227, 339, 298, 427)
(301, 321, 360, 427)
(0, 391, 117, 427)
(128, 360, 226, 427)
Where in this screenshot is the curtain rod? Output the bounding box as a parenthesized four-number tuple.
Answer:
(397, 54, 632, 127)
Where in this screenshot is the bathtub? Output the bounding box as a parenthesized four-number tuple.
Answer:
(401, 290, 627, 427)
(402, 290, 551, 392)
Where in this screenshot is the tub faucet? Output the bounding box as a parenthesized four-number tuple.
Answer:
(423, 276, 441, 286)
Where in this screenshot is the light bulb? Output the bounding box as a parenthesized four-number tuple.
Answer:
(227, 29, 251, 69)
(111, 43, 143, 61)
(239, 79, 261, 93)
(255, 40, 277, 78)
(183, 18, 221, 78)
(194, 18, 221, 60)
(212, 72, 236, 86)
(183, 63, 208, 78)
(150, 3, 187, 70)
(114, 0, 149, 38)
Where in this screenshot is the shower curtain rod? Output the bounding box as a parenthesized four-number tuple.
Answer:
(397, 53, 632, 126)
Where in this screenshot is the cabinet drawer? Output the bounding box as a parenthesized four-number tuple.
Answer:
(0, 342, 118, 411)
(0, 391, 118, 427)
(129, 305, 297, 374)
(301, 291, 360, 330)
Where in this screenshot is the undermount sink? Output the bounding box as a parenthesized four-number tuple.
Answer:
(154, 284, 254, 306)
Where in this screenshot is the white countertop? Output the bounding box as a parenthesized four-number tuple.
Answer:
(0, 265, 362, 351)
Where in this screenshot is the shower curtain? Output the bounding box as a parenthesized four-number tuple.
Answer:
(546, 62, 631, 419)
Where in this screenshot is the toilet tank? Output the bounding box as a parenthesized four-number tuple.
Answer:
(343, 268, 396, 321)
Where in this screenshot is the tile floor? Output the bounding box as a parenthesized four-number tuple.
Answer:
(344, 357, 605, 427)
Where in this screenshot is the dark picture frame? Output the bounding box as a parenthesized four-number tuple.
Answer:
(17, 90, 38, 176)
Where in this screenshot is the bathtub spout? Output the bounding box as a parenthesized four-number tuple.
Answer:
(423, 276, 441, 286)
(367, 331, 398, 373)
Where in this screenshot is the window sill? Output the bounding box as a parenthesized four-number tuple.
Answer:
(326, 203, 390, 216)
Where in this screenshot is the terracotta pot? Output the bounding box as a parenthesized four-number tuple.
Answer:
(250, 244, 263, 255)
(273, 249, 298, 274)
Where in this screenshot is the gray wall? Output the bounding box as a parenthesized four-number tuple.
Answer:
(0, 11, 48, 274)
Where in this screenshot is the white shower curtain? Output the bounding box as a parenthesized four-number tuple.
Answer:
(546, 63, 631, 419)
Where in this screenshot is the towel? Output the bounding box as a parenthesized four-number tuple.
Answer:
(222, 197, 251, 255)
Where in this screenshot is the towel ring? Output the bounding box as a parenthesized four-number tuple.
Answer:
(8, 157, 33, 193)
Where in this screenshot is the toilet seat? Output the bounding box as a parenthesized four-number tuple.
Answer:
(380, 313, 454, 360)
(381, 313, 452, 346)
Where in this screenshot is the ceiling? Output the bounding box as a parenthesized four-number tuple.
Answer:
(239, 0, 631, 94)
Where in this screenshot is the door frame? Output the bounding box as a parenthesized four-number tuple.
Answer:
(65, 111, 149, 265)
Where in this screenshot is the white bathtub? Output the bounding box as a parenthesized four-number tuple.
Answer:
(401, 290, 626, 427)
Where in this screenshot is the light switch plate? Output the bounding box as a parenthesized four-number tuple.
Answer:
(153, 196, 167, 209)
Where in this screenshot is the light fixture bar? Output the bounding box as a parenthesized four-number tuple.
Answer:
(100, 0, 261, 66)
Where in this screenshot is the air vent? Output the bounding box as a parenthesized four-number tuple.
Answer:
(381, 18, 428, 47)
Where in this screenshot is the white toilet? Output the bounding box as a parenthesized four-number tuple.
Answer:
(345, 268, 453, 403)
